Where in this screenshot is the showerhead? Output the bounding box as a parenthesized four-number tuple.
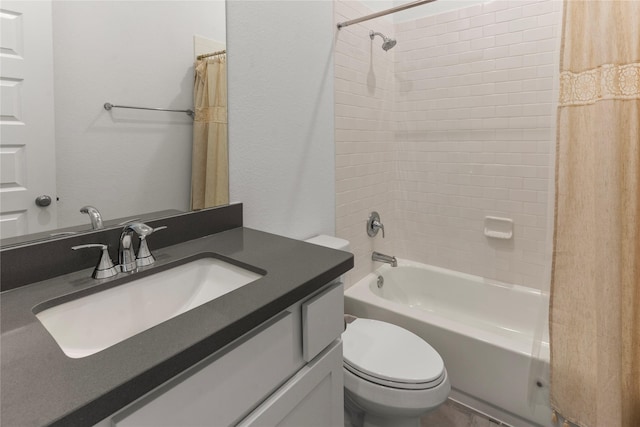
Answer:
(369, 30, 397, 51)
(382, 38, 397, 51)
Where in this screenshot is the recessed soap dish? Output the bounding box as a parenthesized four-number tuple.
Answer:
(483, 216, 513, 239)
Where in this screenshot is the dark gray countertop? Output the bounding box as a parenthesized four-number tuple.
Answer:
(0, 227, 353, 427)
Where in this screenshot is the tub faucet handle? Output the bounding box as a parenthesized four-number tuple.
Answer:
(367, 211, 385, 238)
(372, 219, 385, 238)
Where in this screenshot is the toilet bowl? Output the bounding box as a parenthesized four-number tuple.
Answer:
(303, 236, 449, 427)
(342, 318, 450, 427)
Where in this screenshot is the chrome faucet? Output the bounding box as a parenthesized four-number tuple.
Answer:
(119, 226, 138, 273)
(367, 211, 385, 238)
(72, 244, 118, 279)
(119, 222, 166, 273)
(372, 251, 397, 267)
(80, 205, 104, 230)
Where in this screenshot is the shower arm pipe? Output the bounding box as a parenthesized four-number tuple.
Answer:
(337, 0, 438, 29)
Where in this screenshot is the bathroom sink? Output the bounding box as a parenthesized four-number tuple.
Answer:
(35, 257, 263, 358)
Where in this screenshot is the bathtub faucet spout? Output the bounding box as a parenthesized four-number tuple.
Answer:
(372, 251, 397, 267)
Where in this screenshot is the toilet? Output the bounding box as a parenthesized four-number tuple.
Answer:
(304, 235, 450, 427)
(342, 318, 450, 427)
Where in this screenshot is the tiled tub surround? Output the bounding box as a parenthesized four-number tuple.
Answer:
(0, 206, 353, 426)
(335, 0, 562, 290)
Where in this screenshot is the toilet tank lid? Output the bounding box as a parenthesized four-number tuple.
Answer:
(304, 235, 350, 252)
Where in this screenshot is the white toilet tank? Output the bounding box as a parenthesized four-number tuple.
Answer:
(304, 235, 350, 253)
(304, 235, 350, 285)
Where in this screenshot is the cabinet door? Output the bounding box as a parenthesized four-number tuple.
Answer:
(238, 340, 343, 427)
(111, 311, 301, 427)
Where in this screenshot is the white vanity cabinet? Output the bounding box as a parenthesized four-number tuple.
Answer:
(94, 282, 344, 427)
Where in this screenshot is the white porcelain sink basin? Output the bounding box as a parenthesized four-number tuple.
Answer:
(35, 257, 263, 358)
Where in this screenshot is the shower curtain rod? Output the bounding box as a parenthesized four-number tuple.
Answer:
(196, 49, 226, 60)
(337, 0, 438, 29)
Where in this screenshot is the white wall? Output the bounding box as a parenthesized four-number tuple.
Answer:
(336, 0, 562, 291)
(391, 0, 488, 22)
(227, 0, 336, 239)
(53, 1, 225, 228)
(54, 0, 335, 239)
(362, 0, 489, 23)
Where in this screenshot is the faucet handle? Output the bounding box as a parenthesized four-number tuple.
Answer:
(135, 224, 167, 267)
(367, 211, 385, 238)
(372, 219, 385, 238)
(124, 222, 166, 237)
(72, 244, 118, 279)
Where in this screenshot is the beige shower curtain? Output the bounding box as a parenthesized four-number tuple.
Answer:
(550, 1, 640, 427)
(191, 55, 229, 210)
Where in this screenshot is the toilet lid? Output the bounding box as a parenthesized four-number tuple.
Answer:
(342, 318, 445, 389)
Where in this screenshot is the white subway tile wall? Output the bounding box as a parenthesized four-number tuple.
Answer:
(335, 0, 398, 286)
(335, 0, 561, 290)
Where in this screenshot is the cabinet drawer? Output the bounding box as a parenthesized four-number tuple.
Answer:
(112, 311, 301, 427)
(302, 282, 344, 362)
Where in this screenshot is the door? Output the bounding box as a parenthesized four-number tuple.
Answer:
(0, 0, 57, 238)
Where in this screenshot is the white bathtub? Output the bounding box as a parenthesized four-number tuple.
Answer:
(344, 259, 552, 427)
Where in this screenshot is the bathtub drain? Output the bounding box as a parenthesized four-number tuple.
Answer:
(377, 275, 384, 288)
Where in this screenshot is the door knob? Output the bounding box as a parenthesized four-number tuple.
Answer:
(35, 195, 52, 207)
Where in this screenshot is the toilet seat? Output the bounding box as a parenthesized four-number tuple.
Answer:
(344, 361, 445, 390)
(342, 318, 445, 390)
